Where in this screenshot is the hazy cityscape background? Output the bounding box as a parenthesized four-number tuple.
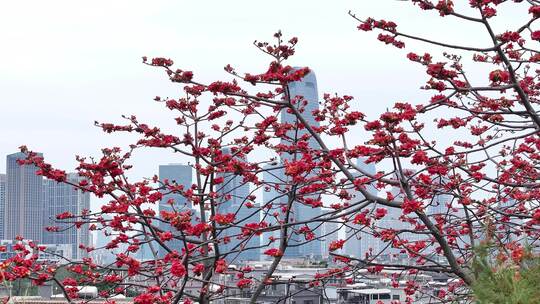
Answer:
(0, 70, 452, 264)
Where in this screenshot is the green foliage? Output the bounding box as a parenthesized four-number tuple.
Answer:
(53, 266, 117, 294)
(471, 245, 540, 304)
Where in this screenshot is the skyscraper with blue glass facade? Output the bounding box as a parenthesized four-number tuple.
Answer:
(279, 69, 323, 258)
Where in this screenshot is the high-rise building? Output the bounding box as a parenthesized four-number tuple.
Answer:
(43, 173, 91, 260)
(4, 152, 45, 242)
(344, 158, 378, 259)
(426, 176, 452, 217)
(158, 164, 193, 257)
(420, 176, 454, 261)
(496, 198, 524, 245)
(261, 163, 283, 256)
(137, 236, 157, 261)
(216, 148, 260, 262)
(382, 171, 425, 261)
(0, 174, 6, 240)
(91, 216, 121, 265)
(382, 172, 452, 262)
(279, 69, 323, 258)
(322, 214, 341, 259)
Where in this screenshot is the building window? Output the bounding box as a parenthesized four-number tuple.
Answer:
(392, 294, 400, 300)
(303, 300, 313, 304)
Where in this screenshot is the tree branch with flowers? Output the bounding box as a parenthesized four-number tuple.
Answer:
(1, 1, 540, 303)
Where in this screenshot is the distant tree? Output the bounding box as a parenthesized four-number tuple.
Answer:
(2, 1, 540, 303)
(472, 244, 540, 303)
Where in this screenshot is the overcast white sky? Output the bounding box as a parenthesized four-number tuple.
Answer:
(0, 0, 526, 185)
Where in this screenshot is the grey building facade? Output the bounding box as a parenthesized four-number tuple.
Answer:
(344, 158, 378, 259)
(322, 214, 341, 259)
(0, 174, 5, 240)
(261, 163, 283, 256)
(279, 69, 323, 258)
(4, 152, 45, 242)
(157, 163, 193, 257)
(43, 173, 91, 260)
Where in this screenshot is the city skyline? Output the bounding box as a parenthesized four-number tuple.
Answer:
(2, 152, 91, 261)
(4, 152, 45, 243)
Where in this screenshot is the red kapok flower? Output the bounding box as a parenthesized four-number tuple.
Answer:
(236, 278, 252, 289)
(264, 248, 283, 257)
(329, 239, 346, 252)
(374, 208, 388, 219)
(193, 263, 205, 276)
(134, 293, 155, 304)
(530, 5, 540, 18)
(171, 261, 186, 277)
(532, 31, 540, 41)
(213, 213, 236, 225)
(402, 199, 423, 214)
(489, 69, 510, 83)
